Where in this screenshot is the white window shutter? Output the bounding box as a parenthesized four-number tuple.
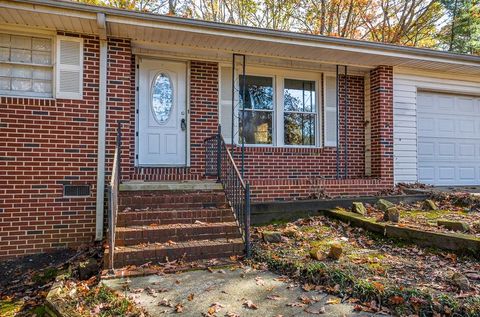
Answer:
(219, 66, 234, 143)
(56, 36, 83, 99)
(324, 75, 338, 146)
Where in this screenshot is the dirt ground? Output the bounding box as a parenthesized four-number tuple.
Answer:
(253, 216, 480, 316)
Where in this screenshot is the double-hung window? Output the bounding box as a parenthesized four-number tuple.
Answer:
(220, 66, 326, 147)
(239, 75, 274, 145)
(0, 33, 53, 98)
(283, 79, 316, 146)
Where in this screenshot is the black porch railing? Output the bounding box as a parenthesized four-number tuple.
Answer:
(204, 125, 251, 257)
(107, 122, 123, 273)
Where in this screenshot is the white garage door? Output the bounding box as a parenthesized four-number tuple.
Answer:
(417, 91, 480, 186)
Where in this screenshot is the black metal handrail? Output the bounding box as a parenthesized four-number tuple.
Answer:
(205, 125, 251, 257)
(107, 122, 122, 273)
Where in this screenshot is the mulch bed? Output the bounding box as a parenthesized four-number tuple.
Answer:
(252, 216, 480, 316)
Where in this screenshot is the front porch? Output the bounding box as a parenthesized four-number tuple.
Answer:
(111, 59, 394, 202)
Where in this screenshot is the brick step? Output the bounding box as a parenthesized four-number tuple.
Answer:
(119, 191, 228, 210)
(115, 222, 241, 246)
(117, 208, 235, 226)
(104, 238, 245, 268)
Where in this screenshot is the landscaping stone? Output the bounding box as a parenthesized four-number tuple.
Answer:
(473, 221, 480, 232)
(351, 202, 367, 215)
(384, 207, 400, 223)
(327, 244, 343, 260)
(78, 259, 98, 280)
(262, 231, 282, 243)
(451, 272, 470, 291)
(309, 248, 326, 261)
(423, 199, 438, 211)
(283, 226, 299, 238)
(375, 199, 394, 212)
(437, 220, 470, 232)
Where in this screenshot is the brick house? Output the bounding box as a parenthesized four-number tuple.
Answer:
(1, 0, 480, 263)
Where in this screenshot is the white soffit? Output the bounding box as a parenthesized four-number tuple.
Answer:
(1, 0, 480, 75)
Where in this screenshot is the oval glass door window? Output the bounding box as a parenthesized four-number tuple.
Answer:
(151, 73, 174, 124)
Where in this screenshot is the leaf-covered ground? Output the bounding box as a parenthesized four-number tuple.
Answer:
(252, 216, 480, 316)
(0, 244, 146, 317)
(366, 194, 480, 237)
(49, 279, 147, 317)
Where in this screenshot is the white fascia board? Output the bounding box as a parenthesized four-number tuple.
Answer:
(107, 16, 480, 69)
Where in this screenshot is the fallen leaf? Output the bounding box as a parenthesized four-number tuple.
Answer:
(159, 298, 174, 308)
(325, 298, 341, 305)
(187, 293, 194, 301)
(389, 295, 404, 305)
(175, 303, 184, 313)
(243, 299, 258, 309)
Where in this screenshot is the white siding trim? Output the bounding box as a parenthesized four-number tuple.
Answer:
(393, 71, 480, 184)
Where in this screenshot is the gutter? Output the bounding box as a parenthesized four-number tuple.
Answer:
(95, 12, 108, 241)
(8, 0, 480, 66)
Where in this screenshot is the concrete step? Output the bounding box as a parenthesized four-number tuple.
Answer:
(104, 238, 245, 268)
(119, 191, 228, 210)
(117, 208, 235, 226)
(120, 181, 223, 192)
(115, 222, 241, 246)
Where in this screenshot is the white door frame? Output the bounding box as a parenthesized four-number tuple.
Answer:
(135, 56, 190, 167)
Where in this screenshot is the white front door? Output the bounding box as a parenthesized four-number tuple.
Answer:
(138, 59, 187, 166)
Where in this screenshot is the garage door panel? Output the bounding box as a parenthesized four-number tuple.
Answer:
(417, 91, 480, 186)
(437, 95, 455, 112)
(456, 97, 476, 113)
(459, 167, 476, 181)
(437, 142, 455, 159)
(418, 166, 434, 183)
(417, 117, 435, 136)
(458, 143, 476, 160)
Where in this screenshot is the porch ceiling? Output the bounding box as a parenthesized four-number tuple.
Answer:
(2, 0, 480, 76)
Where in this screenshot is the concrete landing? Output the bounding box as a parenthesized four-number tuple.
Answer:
(103, 267, 378, 317)
(119, 180, 223, 192)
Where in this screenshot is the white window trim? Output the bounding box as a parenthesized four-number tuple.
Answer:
(55, 35, 83, 100)
(0, 30, 56, 99)
(281, 75, 321, 148)
(221, 65, 322, 148)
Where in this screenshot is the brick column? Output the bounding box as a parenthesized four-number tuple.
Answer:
(189, 61, 219, 175)
(370, 66, 394, 183)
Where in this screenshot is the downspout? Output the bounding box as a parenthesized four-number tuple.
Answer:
(95, 13, 108, 241)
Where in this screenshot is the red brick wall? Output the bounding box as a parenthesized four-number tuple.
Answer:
(105, 38, 135, 182)
(250, 178, 391, 201)
(0, 34, 100, 259)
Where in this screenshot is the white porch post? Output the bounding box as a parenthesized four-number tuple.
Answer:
(95, 13, 108, 241)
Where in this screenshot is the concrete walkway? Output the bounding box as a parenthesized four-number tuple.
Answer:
(103, 266, 380, 317)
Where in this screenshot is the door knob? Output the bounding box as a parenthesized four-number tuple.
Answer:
(181, 118, 187, 131)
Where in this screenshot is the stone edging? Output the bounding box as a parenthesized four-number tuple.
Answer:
(251, 194, 428, 225)
(321, 209, 480, 257)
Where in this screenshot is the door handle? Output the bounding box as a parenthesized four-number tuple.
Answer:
(181, 118, 187, 131)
